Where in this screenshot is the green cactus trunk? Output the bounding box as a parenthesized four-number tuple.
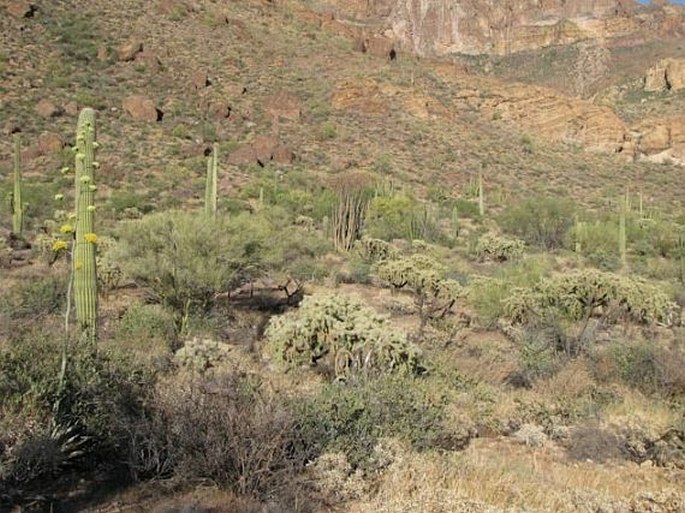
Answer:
(73, 108, 98, 345)
(12, 134, 23, 235)
(204, 143, 218, 217)
(451, 206, 459, 240)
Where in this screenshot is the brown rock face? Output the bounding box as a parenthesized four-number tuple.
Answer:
(645, 59, 685, 92)
(635, 117, 685, 164)
(122, 95, 162, 122)
(323, 0, 683, 56)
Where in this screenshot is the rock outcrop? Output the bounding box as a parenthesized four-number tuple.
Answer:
(633, 117, 685, 164)
(645, 58, 685, 92)
(312, 0, 685, 56)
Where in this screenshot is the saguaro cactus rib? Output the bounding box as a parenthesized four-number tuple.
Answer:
(74, 108, 98, 345)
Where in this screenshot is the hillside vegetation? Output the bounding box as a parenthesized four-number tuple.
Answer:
(1, 1, 684, 512)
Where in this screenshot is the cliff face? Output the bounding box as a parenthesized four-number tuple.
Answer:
(322, 0, 684, 56)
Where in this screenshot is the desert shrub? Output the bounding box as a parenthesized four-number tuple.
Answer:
(565, 425, 623, 463)
(364, 194, 441, 242)
(591, 341, 685, 397)
(127, 373, 308, 500)
(466, 255, 553, 327)
(294, 375, 458, 473)
(499, 196, 575, 250)
(504, 269, 677, 327)
(475, 232, 525, 262)
(0, 334, 154, 487)
(375, 254, 462, 329)
(265, 294, 420, 379)
(116, 211, 275, 324)
(0, 274, 67, 320)
(511, 318, 566, 386)
(113, 303, 178, 353)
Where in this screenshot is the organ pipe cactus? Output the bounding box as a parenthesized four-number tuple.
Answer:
(73, 108, 98, 345)
(11, 133, 23, 235)
(204, 143, 218, 217)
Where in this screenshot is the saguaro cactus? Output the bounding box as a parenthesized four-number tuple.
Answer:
(478, 171, 485, 217)
(204, 143, 218, 217)
(73, 108, 98, 345)
(11, 134, 23, 235)
(619, 198, 627, 271)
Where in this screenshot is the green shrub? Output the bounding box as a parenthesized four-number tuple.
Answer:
(264, 293, 420, 379)
(591, 341, 685, 397)
(0, 274, 68, 323)
(116, 211, 272, 321)
(294, 375, 458, 472)
(499, 196, 575, 250)
(113, 303, 178, 352)
(364, 194, 441, 242)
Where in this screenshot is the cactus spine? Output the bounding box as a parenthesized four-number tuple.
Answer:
(204, 143, 218, 217)
(12, 134, 23, 235)
(73, 108, 98, 345)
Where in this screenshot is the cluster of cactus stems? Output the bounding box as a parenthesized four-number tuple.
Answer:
(12, 133, 24, 236)
(204, 143, 218, 217)
(73, 108, 98, 345)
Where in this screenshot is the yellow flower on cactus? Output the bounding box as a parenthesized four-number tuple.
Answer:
(60, 223, 74, 234)
(84, 233, 98, 244)
(51, 239, 68, 252)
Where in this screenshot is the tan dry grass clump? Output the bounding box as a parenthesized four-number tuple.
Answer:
(351, 438, 685, 513)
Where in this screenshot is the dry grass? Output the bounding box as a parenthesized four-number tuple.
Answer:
(351, 439, 685, 513)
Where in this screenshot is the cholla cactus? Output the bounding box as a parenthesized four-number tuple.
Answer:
(264, 293, 419, 379)
(73, 108, 98, 345)
(175, 337, 233, 371)
(375, 254, 462, 329)
(504, 269, 677, 327)
(476, 233, 525, 262)
(356, 237, 398, 262)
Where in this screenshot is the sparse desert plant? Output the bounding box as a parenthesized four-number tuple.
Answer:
(499, 196, 575, 250)
(264, 293, 420, 379)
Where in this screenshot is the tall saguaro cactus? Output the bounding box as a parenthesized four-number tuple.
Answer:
(12, 134, 24, 235)
(73, 108, 98, 345)
(204, 143, 218, 217)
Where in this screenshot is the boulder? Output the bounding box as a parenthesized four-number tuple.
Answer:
(117, 40, 143, 62)
(122, 95, 162, 122)
(227, 136, 294, 166)
(34, 99, 61, 118)
(645, 59, 685, 92)
(38, 132, 65, 155)
(6, 0, 37, 18)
